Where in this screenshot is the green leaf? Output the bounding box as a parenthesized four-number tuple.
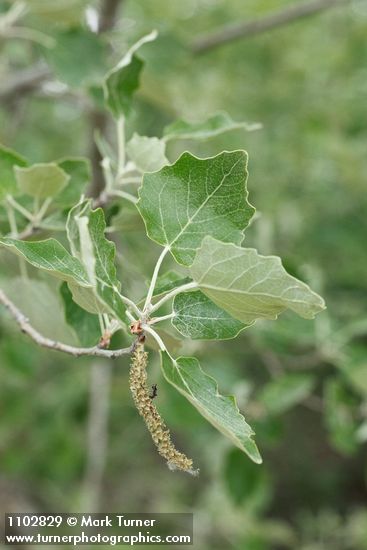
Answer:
(55, 157, 91, 206)
(126, 133, 167, 173)
(15, 163, 70, 199)
(104, 30, 157, 118)
(138, 150, 255, 266)
(0, 144, 27, 200)
(66, 200, 126, 323)
(324, 379, 358, 455)
(60, 282, 100, 347)
(172, 290, 249, 340)
(259, 373, 316, 415)
(191, 237, 326, 323)
(0, 237, 90, 286)
(164, 111, 262, 142)
(42, 28, 106, 87)
(160, 352, 262, 464)
(25, 0, 89, 26)
(224, 448, 267, 506)
(336, 344, 367, 397)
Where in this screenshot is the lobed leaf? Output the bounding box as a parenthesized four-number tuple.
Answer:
(137, 150, 255, 266)
(126, 133, 168, 173)
(191, 237, 326, 323)
(172, 290, 249, 340)
(164, 111, 262, 142)
(161, 352, 262, 464)
(104, 30, 157, 118)
(15, 163, 70, 198)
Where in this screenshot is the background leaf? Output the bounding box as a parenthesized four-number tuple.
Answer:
(160, 352, 262, 464)
(42, 28, 107, 87)
(126, 133, 167, 172)
(258, 373, 316, 415)
(103, 31, 157, 118)
(164, 111, 262, 141)
(138, 150, 255, 266)
(15, 163, 70, 199)
(1, 277, 76, 344)
(191, 237, 326, 323)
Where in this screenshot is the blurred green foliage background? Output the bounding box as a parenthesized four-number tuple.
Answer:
(0, 1, 366, 548)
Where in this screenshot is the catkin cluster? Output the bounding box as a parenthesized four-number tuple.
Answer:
(129, 344, 198, 475)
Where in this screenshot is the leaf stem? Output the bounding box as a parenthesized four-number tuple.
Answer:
(150, 281, 198, 314)
(109, 189, 138, 204)
(149, 312, 176, 325)
(141, 324, 167, 352)
(118, 176, 142, 185)
(4, 201, 18, 237)
(116, 116, 125, 177)
(115, 289, 142, 319)
(6, 195, 34, 222)
(35, 197, 53, 222)
(143, 246, 169, 313)
(4, 201, 28, 278)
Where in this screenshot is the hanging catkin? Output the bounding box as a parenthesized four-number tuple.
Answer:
(129, 343, 198, 475)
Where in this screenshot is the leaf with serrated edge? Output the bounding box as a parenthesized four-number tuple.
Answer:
(0, 143, 27, 200)
(191, 237, 326, 323)
(0, 237, 91, 287)
(126, 133, 167, 173)
(103, 30, 157, 118)
(164, 111, 262, 142)
(172, 290, 250, 340)
(160, 352, 262, 464)
(66, 200, 126, 323)
(15, 163, 70, 198)
(137, 150, 255, 266)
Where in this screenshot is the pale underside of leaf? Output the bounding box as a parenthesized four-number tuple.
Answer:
(163, 111, 262, 142)
(66, 200, 126, 323)
(160, 352, 262, 464)
(14, 163, 70, 198)
(126, 133, 168, 173)
(137, 150, 255, 266)
(172, 290, 250, 340)
(191, 237, 326, 323)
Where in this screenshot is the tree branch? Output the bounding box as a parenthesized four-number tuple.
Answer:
(88, 0, 123, 198)
(192, 0, 351, 54)
(0, 289, 133, 359)
(0, 65, 51, 102)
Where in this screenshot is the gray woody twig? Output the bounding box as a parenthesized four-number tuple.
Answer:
(192, 0, 351, 54)
(0, 289, 133, 359)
